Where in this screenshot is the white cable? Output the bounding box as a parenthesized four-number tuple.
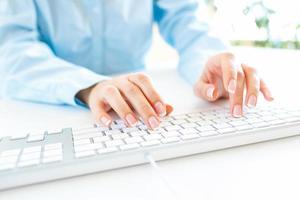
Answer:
(144, 153, 182, 200)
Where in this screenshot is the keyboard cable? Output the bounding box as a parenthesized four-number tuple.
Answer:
(144, 152, 183, 200)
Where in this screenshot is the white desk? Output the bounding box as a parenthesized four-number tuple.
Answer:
(1, 47, 300, 200)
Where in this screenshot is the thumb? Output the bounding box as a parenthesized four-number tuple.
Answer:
(194, 78, 220, 102)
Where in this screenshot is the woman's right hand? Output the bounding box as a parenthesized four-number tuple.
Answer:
(76, 73, 173, 129)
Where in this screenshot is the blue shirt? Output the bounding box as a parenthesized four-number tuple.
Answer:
(0, 0, 227, 106)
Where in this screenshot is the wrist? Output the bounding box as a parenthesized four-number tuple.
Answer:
(75, 84, 96, 106)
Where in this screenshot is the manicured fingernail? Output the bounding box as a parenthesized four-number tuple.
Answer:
(148, 116, 159, 129)
(154, 101, 166, 117)
(126, 114, 137, 126)
(266, 90, 274, 101)
(228, 79, 237, 94)
(100, 116, 111, 126)
(206, 85, 215, 99)
(247, 95, 257, 108)
(233, 105, 242, 117)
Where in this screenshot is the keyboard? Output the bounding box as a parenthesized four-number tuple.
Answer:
(1, 104, 300, 190)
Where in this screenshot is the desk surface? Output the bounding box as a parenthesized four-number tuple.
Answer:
(1, 47, 300, 200)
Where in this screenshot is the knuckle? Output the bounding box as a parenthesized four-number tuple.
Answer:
(135, 73, 150, 83)
(222, 52, 235, 60)
(103, 85, 118, 96)
(125, 84, 138, 95)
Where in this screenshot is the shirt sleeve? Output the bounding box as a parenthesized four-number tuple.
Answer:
(0, 0, 108, 106)
(154, 0, 229, 84)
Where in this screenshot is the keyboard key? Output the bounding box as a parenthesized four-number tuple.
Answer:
(10, 134, 28, 140)
(97, 147, 118, 154)
(73, 132, 100, 139)
(110, 123, 126, 129)
(172, 119, 187, 125)
(141, 140, 161, 147)
(104, 130, 122, 135)
(0, 149, 21, 157)
(236, 125, 253, 131)
(124, 136, 144, 144)
(20, 152, 40, 161)
(105, 139, 124, 147)
(143, 134, 162, 141)
(44, 143, 62, 151)
(23, 146, 42, 154)
(130, 130, 147, 137)
(173, 115, 188, 120)
(43, 155, 63, 163)
(199, 131, 218, 137)
(160, 122, 172, 127)
(180, 123, 198, 128)
(0, 156, 18, 164)
(93, 136, 110, 143)
(218, 128, 236, 134)
(228, 120, 249, 127)
(148, 128, 165, 134)
(180, 128, 198, 135)
(44, 149, 62, 157)
(111, 133, 129, 140)
(252, 122, 269, 128)
(247, 118, 264, 124)
(213, 123, 232, 129)
(197, 125, 215, 132)
(181, 133, 199, 140)
(138, 125, 148, 130)
(27, 133, 45, 142)
(161, 131, 180, 138)
(73, 138, 91, 146)
(18, 159, 40, 167)
(165, 125, 181, 131)
(75, 150, 95, 158)
(0, 163, 15, 171)
(161, 136, 180, 144)
(122, 127, 139, 133)
(119, 143, 140, 151)
(47, 129, 62, 135)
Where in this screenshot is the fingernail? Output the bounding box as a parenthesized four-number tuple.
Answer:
(228, 79, 237, 94)
(206, 86, 215, 99)
(148, 116, 159, 129)
(247, 95, 257, 108)
(266, 90, 274, 101)
(126, 114, 137, 127)
(100, 116, 111, 126)
(154, 101, 166, 117)
(233, 105, 242, 117)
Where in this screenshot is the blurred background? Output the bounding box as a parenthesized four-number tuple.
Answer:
(147, 0, 299, 67)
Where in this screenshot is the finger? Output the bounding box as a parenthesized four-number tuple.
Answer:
(221, 54, 238, 94)
(166, 104, 174, 116)
(194, 78, 221, 102)
(89, 99, 112, 127)
(128, 73, 166, 117)
(117, 81, 160, 129)
(260, 79, 274, 101)
(242, 64, 260, 107)
(229, 69, 245, 117)
(101, 85, 138, 127)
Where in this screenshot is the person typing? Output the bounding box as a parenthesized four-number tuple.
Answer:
(0, 0, 273, 129)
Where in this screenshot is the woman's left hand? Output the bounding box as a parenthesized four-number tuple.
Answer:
(194, 52, 274, 117)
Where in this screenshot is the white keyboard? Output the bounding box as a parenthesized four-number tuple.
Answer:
(1, 105, 300, 190)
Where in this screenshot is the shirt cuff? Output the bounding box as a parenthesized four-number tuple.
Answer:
(55, 68, 110, 107)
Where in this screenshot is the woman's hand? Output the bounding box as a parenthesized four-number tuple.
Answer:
(194, 52, 274, 117)
(76, 73, 173, 129)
